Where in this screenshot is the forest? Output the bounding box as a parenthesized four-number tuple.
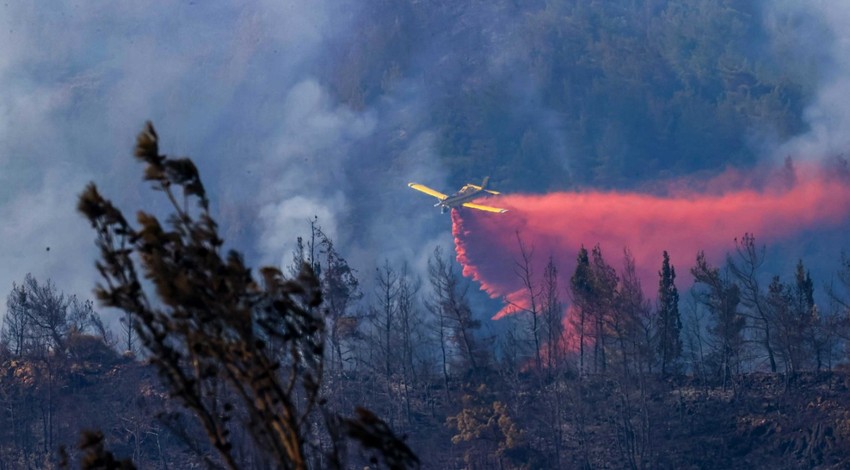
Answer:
(3, 0, 850, 469)
(321, 0, 813, 191)
(3, 126, 850, 468)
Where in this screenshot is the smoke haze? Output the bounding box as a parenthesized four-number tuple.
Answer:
(0, 2, 451, 311)
(2, 1, 850, 328)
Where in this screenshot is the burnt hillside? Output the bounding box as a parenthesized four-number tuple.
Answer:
(3, 352, 850, 469)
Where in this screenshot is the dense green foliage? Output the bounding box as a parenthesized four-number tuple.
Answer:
(324, 0, 812, 190)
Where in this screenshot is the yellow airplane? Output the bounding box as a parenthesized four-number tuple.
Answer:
(408, 177, 508, 214)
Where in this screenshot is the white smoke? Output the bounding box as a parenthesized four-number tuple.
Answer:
(0, 2, 367, 318)
(0, 1, 455, 323)
(765, 2, 850, 159)
(252, 78, 377, 267)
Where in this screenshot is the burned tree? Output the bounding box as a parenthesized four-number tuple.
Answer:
(691, 252, 745, 387)
(77, 122, 417, 469)
(570, 245, 618, 375)
(426, 246, 482, 379)
(727, 234, 777, 372)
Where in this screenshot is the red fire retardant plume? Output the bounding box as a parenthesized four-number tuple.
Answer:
(452, 165, 850, 320)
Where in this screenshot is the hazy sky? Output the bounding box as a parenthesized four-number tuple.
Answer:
(0, 2, 450, 318)
(1, 2, 849, 326)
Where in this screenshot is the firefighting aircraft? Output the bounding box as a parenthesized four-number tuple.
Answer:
(407, 177, 508, 213)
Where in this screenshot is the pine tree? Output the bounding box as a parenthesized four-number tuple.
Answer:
(570, 245, 618, 375)
(657, 251, 682, 377)
(570, 246, 592, 376)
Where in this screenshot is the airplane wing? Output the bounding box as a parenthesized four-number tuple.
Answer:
(462, 202, 508, 213)
(408, 183, 448, 200)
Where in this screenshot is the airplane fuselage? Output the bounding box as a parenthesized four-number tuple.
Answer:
(435, 185, 485, 212)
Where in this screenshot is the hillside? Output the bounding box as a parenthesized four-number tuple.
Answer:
(3, 2, 850, 468)
(4, 351, 850, 469)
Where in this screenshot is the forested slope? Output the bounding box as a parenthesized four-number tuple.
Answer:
(322, 0, 812, 191)
(3, 1, 850, 469)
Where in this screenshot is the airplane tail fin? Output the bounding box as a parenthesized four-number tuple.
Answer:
(480, 176, 501, 195)
(467, 177, 500, 194)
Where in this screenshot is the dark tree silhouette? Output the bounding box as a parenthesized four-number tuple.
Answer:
(426, 245, 482, 378)
(727, 234, 777, 372)
(691, 252, 745, 387)
(656, 251, 682, 377)
(77, 122, 417, 469)
(570, 245, 618, 375)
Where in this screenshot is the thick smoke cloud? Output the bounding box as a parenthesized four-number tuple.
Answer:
(0, 2, 451, 316)
(453, 165, 850, 320)
(3, 1, 850, 332)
